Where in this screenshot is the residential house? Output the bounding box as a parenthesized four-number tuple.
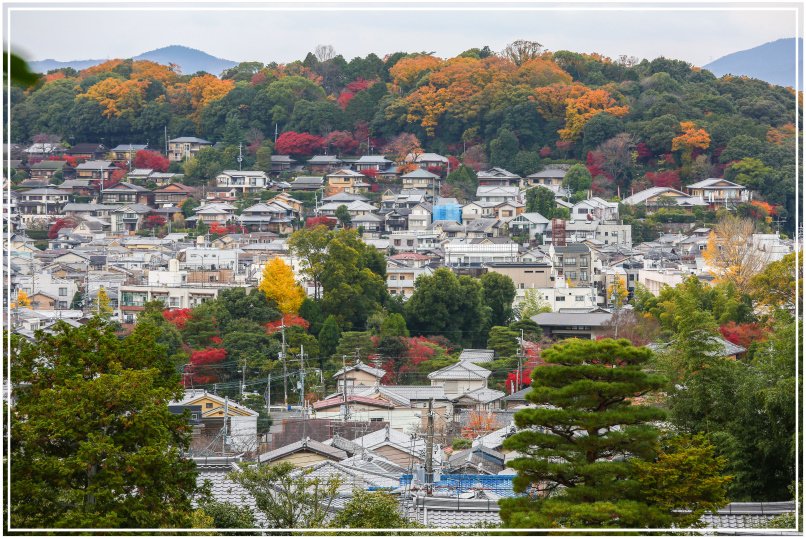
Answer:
(170, 390, 258, 452)
(269, 193, 305, 214)
(216, 170, 270, 194)
(236, 202, 296, 234)
(111, 204, 153, 233)
(153, 182, 196, 207)
(28, 160, 68, 181)
(126, 168, 155, 183)
(109, 144, 148, 161)
(406, 152, 448, 169)
(325, 169, 370, 196)
(621, 186, 707, 210)
(119, 285, 219, 322)
(63, 202, 117, 220)
(523, 167, 567, 190)
(548, 243, 593, 286)
(432, 197, 463, 223)
(401, 168, 439, 192)
(475, 186, 520, 204)
(75, 160, 119, 183)
(377, 166, 401, 181)
(270, 155, 296, 173)
(532, 308, 614, 340)
(319, 199, 378, 219)
(507, 212, 550, 240)
(477, 167, 521, 187)
(259, 438, 348, 467)
(387, 254, 434, 298)
(306, 155, 343, 173)
(101, 182, 154, 206)
(685, 178, 748, 208)
(289, 175, 325, 191)
(149, 172, 181, 186)
(66, 142, 108, 160)
(188, 203, 237, 226)
(168, 138, 211, 162)
(544, 220, 632, 248)
(352, 213, 384, 237)
(353, 155, 393, 172)
(24, 142, 65, 157)
(428, 361, 491, 399)
(408, 202, 433, 232)
(571, 197, 620, 221)
(333, 361, 386, 394)
(484, 262, 553, 291)
(16, 187, 71, 218)
(444, 237, 519, 266)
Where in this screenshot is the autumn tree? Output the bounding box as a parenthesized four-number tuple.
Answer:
(703, 215, 768, 289)
(388, 54, 442, 91)
(14, 290, 31, 308)
(258, 257, 305, 315)
(749, 252, 799, 313)
(558, 87, 630, 142)
(134, 149, 170, 172)
(671, 121, 710, 177)
(95, 286, 113, 318)
(383, 132, 422, 163)
(274, 131, 325, 156)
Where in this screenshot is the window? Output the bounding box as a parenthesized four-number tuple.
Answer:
(575, 296, 584, 302)
(580, 271, 588, 281)
(564, 258, 576, 266)
(370, 418, 384, 422)
(556, 296, 565, 301)
(58, 287, 67, 296)
(578, 208, 587, 214)
(567, 272, 577, 279)
(206, 403, 213, 408)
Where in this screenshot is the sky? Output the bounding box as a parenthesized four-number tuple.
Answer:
(4, 1, 801, 68)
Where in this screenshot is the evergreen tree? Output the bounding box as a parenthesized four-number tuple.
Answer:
(500, 338, 670, 528)
(480, 272, 516, 327)
(9, 317, 198, 528)
(318, 315, 342, 364)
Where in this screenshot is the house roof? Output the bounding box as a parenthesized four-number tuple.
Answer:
(528, 168, 568, 179)
(401, 168, 440, 179)
(66, 142, 107, 154)
(622, 187, 707, 206)
(307, 155, 343, 164)
(354, 155, 393, 164)
(428, 361, 491, 381)
(29, 160, 67, 170)
(532, 310, 614, 328)
(326, 168, 366, 178)
(478, 167, 520, 179)
(686, 178, 745, 189)
(475, 186, 520, 197)
(312, 394, 396, 411)
(75, 160, 118, 170)
(332, 361, 386, 380)
(509, 212, 550, 225)
(458, 387, 506, 404)
(153, 182, 195, 193)
(410, 152, 448, 163)
(169, 137, 211, 144)
(258, 437, 348, 464)
(110, 144, 147, 151)
(458, 349, 495, 364)
(291, 176, 325, 185)
(270, 155, 295, 163)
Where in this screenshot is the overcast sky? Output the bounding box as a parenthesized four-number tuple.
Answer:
(5, 2, 801, 67)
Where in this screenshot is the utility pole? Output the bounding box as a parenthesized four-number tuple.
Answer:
(517, 329, 524, 392)
(223, 396, 229, 455)
(241, 359, 246, 398)
(237, 142, 243, 171)
(425, 398, 434, 495)
(299, 345, 306, 413)
(274, 123, 279, 144)
(266, 373, 271, 413)
(281, 320, 288, 410)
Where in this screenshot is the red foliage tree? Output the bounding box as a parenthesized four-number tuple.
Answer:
(305, 216, 337, 229)
(48, 155, 79, 167)
(275, 131, 325, 156)
(719, 322, 769, 349)
(163, 308, 192, 330)
(324, 131, 359, 155)
(134, 149, 170, 172)
(645, 170, 681, 189)
(47, 217, 78, 239)
(185, 347, 228, 386)
(539, 146, 552, 158)
(362, 168, 379, 179)
(635, 142, 654, 161)
(110, 168, 127, 183)
(426, 165, 445, 177)
(586, 150, 611, 179)
(266, 314, 310, 333)
(447, 155, 460, 171)
(142, 215, 167, 229)
(505, 369, 532, 394)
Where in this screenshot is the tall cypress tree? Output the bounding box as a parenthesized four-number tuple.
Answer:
(500, 338, 668, 528)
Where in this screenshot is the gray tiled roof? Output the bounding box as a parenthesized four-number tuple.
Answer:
(458, 349, 495, 364)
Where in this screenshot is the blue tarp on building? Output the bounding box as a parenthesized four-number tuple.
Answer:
(400, 474, 516, 497)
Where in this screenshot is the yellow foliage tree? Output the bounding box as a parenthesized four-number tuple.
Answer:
(607, 275, 629, 309)
(388, 55, 443, 91)
(258, 258, 306, 315)
(703, 215, 768, 289)
(186, 74, 235, 112)
(95, 286, 113, 317)
(15, 290, 31, 308)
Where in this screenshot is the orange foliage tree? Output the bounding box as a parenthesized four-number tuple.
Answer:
(461, 411, 499, 439)
(131, 60, 179, 85)
(78, 78, 150, 118)
(558, 87, 630, 141)
(78, 59, 125, 79)
(389, 55, 443, 91)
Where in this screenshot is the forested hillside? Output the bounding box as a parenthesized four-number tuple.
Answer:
(8, 42, 799, 230)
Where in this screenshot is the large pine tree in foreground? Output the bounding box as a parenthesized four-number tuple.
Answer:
(500, 338, 729, 529)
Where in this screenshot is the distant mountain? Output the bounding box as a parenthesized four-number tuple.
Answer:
(29, 45, 237, 76)
(133, 45, 237, 76)
(703, 38, 802, 88)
